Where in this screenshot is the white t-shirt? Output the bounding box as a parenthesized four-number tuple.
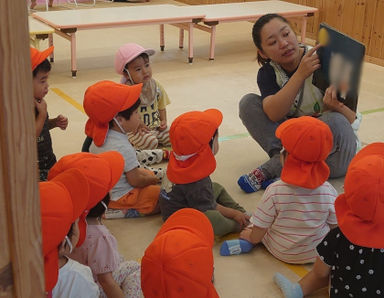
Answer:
(250, 180, 338, 264)
(90, 129, 139, 201)
(52, 257, 99, 298)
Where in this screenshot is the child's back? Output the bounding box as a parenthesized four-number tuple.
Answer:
(251, 179, 337, 263)
(232, 116, 337, 260)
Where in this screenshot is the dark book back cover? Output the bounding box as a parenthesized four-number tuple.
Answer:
(312, 23, 365, 112)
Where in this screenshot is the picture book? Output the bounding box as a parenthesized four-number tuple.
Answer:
(312, 23, 365, 112)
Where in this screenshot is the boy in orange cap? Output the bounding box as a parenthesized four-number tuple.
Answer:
(159, 109, 249, 237)
(31, 46, 68, 181)
(83, 80, 160, 218)
(141, 208, 219, 298)
(39, 168, 98, 297)
(223, 116, 338, 261)
(274, 142, 384, 298)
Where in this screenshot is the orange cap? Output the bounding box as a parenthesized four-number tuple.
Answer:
(167, 109, 222, 184)
(40, 168, 89, 291)
(335, 143, 384, 248)
(47, 151, 124, 246)
(30, 46, 54, 71)
(275, 116, 333, 189)
(141, 208, 218, 298)
(83, 80, 142, 146)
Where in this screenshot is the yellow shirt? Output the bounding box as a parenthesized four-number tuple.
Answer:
(139, 80, 170, 129)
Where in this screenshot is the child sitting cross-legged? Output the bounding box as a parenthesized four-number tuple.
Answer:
(274, 142, 384, 297)
(221, 116, 338, 261)
(83, 81, 161, 219)
(159, 109, 249, 237)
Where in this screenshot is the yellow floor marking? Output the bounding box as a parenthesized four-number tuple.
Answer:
(283, 263, 309, 278)
(51, 87, 85, 114)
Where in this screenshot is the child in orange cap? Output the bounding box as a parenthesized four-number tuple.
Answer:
(70, 194, 142, 298)
(141, 208, 219, 298)
(47, 151, 125, 246)
(48, 151, 141, 297)
(274, 142, 384, 298)
(222, 116, 338, 261)
(39, 168, 99, 297)
(31, 46, 68, 181)
(83, 80, 161, 219)
(159, 109, 249, 237)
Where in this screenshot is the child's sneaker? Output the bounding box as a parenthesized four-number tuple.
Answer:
(162, 149, 171, 160)
(237, 168, 266, 193)
(104, 209, 126, 219)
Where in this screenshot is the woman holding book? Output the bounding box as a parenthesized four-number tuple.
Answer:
(237, 13, 360, 193)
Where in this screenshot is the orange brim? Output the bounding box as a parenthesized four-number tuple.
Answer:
(281, 155, 330, 189)
(167, 145, 216, 184)
(335, 193, 384, 248)
(44, 249, 59, 291)
(157, 208, 214, 247)
(85, 119, 109, 147)
(31, 46, 54, 71)
(98, 151, 125, 190)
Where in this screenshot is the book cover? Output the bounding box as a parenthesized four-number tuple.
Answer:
(312, 23, 365, 112)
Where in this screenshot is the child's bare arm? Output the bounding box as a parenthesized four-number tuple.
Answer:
(97, 272, 124, 298)
(240, 225, 267, 244)
(298, 256, 330, 296)
(125, 167, 159, 188)
(48, 115, 68, 130)
(158, 108, 167, 131)
(35, 99, 47, 137)
(216, 204, 249, 227)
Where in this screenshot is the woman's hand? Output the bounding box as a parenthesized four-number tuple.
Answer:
(296, 44, 321, 80)
(323, 85, 344, 112)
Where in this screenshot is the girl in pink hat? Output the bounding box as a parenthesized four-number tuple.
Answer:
(115, 43, 171, 151)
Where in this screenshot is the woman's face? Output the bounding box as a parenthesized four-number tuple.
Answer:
(259, 18, 300, 68)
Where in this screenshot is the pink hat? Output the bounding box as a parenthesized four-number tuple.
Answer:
(115, 43, 155, 75)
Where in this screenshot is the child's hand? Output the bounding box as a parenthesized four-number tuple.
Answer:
(296, 44, 321, 80)
(323, 85, 344, 112)
(55, 114, 68, 130)
(239, 227, 253, 243)
(158, 120, 167, 131)
(34, 98, 47, 115)
(138, 122, 150, 135)
(232, 211, 250, 228)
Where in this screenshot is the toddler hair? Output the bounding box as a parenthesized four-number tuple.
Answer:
(88, 194, 110, 218)
(108, 98, 141, 128)
(123, 53, 149, 75)
(33, 59, 51, 77)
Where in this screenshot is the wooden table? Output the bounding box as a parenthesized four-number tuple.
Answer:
(32, 5, 205, 76)
(177, 1, 318, 60)
(29, 16, 54, 55)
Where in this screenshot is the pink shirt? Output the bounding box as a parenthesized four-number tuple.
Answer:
(70, 224, 121, 281)
(250, 180, 337, 264)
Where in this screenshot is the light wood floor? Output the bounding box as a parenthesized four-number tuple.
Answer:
(32, 1, 384, 297)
